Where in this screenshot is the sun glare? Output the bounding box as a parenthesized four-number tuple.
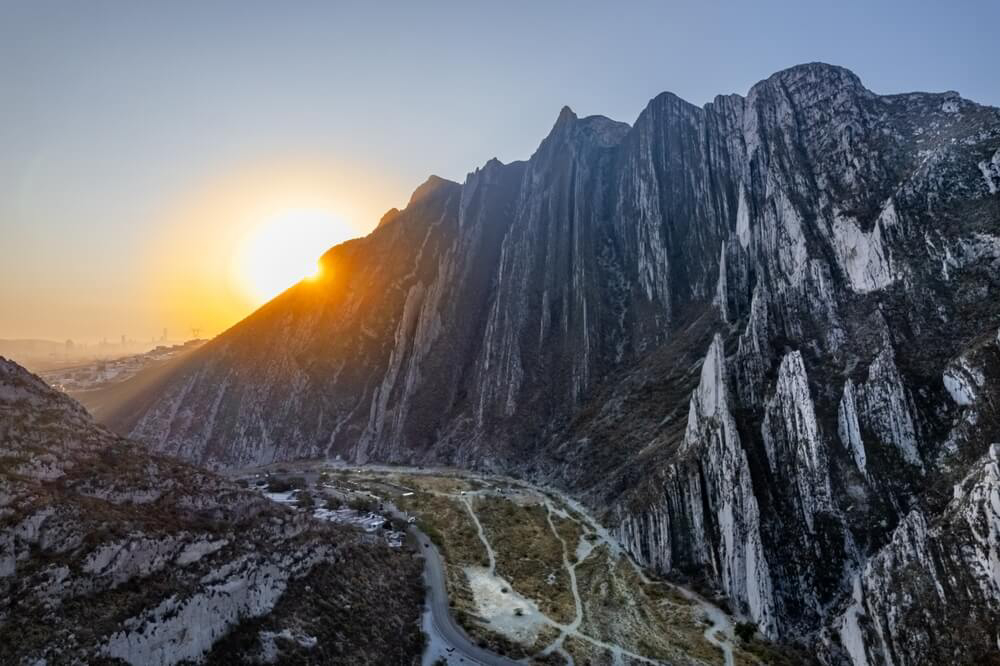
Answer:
(233, 209, 354, 304)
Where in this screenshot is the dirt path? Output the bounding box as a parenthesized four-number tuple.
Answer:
(270, 462, 739, 665)
(462, 496, 496, 573)
(462, 491, 663, 665)
(680, 589, 735, 666)
(534, 502, 578, 664)
(535, 483, 738, 666)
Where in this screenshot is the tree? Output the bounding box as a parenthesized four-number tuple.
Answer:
(734, 621, 757, 643)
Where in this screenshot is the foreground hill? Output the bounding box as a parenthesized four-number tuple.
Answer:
(101, 63, 1000, 663)
(0, 358, 424, 664)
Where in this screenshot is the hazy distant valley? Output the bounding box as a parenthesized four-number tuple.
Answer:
(3, 61, 1000, 666)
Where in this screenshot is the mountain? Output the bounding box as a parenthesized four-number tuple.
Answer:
(0, 357, 425, 664)
(101, 63, 1000, 664)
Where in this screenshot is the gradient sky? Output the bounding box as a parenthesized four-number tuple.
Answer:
(2, 0, 997, 343)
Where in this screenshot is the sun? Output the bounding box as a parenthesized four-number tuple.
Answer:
(233, 209, 354, 304)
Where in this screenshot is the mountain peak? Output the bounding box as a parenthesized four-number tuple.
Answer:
(557, 105, 577, 123)
(541, 104, 629, 150)
(407, 174, 459, 207)
(763, 61, 866, 92)
(376, 207, 401, 229)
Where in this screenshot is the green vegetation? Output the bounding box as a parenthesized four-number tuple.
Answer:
(451, 606, 548, 660)
(735, 621, 757, 643)
(348, 496, 375, 513)
(552, 511, 584, 563)
(333, 469, 781, 665)
(474, 496, 575, 624)
(265, 476, 305, 493)
(396, 492, 487, 567)
(563, 635, 614, 665)
(297, 491, 316, 509)
(203, 543, 426, 664)
(575, 545, 725, 664)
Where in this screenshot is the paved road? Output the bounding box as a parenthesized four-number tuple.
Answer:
(243, 461, 735, 665)
(244, 464, 520, 666)
(407, 525, 522, 666)
(378, 496, 520, 666)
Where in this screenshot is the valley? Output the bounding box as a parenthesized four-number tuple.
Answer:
(238, 462, 801, 665)
(107, 61, 1000, 664)
(3, 20, 998, 661)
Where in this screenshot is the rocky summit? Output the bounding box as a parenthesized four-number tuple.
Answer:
(99, 63, 1000, 664)
(0, 358, 425, 664)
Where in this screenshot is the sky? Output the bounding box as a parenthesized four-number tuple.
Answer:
(1, 0, 997, 344)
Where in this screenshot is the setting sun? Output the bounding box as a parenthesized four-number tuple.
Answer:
(233, 209, 354, 304)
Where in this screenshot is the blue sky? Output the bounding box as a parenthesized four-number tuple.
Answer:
(2, 0, 997, 342)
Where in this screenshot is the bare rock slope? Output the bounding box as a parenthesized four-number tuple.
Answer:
(0, 358, 424, 665)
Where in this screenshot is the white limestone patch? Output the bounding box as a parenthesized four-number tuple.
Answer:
(855, 343, 923, 468)
(838, 576, 871, 666)
(100, 545, 332, 666)
(83, 537, 184, 582)
(833, 446, 1000, 665)
(838, 380, 868, 479)
(14, 455, 65, 481)
(943, 358, 984, 407)
(463, 566, 548, 643)
(980, 148, 1000, 194)
(831, 202, 897, 293)
(263, 490, 298, 505)
(714, 243, 729, 322)
(776, 191, 809, 286)
(176, 539, 229, 566)
(671, 335, 776, 637)
(762, 351, 832, 532)
(736, 182, 751, 248)
(35, 564, 72, 608)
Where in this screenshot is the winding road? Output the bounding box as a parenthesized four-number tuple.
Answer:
(385, 501, 521, 666)
(249, 462, 738, 666)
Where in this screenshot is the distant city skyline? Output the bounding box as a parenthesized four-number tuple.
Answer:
(2, 1, 998, 342)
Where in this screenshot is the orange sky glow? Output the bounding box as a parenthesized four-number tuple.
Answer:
(144, 160, 395, 342)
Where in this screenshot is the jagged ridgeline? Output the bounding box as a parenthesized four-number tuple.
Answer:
(101, 63, 1000, 664)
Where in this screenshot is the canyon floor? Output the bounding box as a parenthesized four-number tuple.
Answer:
(236, 461, 802, 666)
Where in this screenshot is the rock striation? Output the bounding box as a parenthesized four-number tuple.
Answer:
(101, 63, 1000, 662)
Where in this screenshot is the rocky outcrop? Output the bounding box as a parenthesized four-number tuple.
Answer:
(617, 335, 777, 636)
(99, 63, 1000, 660)
(833, 443, 1000, 666)
(0, 358, 424, 664)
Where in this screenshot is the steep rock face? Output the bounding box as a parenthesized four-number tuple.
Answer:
(833, 441, 1000, 666)
(617, 335, 776, 635)
(0, 358, 424, 664)
(102, 63, 1000, 659)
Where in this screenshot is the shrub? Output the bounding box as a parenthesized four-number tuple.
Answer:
(265, 479, 294, 493)
(735, 621, 757, 643)
(349, 497, 374, 513)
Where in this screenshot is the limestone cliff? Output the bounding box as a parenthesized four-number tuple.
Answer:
(102, 63, 1000, 662)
